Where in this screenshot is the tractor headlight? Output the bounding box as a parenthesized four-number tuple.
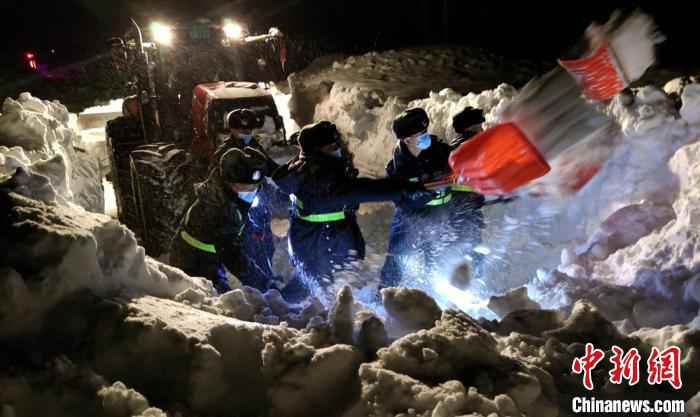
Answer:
(223, 20, 244, 40)
(151, 22, 174, 46)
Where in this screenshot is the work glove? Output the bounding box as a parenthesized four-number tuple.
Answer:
(400, 183, 435, 208)
(267, 275, 287, 291)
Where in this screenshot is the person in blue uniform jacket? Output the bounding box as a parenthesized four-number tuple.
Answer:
(380, 107, 486, 290)
(170, 147, 273, 293)
(212, 108, 286, 291)
(273, 121, 433, 302)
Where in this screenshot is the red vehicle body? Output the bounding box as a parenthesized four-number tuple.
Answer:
(191, 81, 285, 159)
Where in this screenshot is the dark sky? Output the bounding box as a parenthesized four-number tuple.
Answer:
(1, 0, 698, 69)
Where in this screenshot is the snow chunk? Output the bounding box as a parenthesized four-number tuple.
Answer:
(496, 309, 564, 337)
(608, 86, 677, 136)
(544, 301, 626, 348)
(366, 310, 557, 416)
(267, 345, 363, 417)
(377, 310, 504, 382)
(681, 84, 700, 126)
(97, 381, 149, 417)
(174, 287, 207, 305)
(487, 287, 541, 318)
(382, 287, 442, 335)
(329, 285, 355, 344)
(359, 365, 500, 417)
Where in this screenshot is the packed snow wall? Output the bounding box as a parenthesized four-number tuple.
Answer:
(0, 93, 104, 213)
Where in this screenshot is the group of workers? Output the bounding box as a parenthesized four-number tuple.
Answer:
(169, 105, 488, 302)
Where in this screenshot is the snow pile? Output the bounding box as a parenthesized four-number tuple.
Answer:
(592, 136, 700, 282)
(518, 85, 700, 332)
(556, 84, 700, 280)
(562, 85, 693, 227)
(78, 127, 111, 177)
(79, 99, 123, 116)
(0, 356, 167, 417)
(0, 191, 211, 339)
(78, 99, 123, 132)
(444, 83, 700, 298)
(76, 99, 127, 178)
(294, 47, 539, 103)
(0, 93, 103, 213)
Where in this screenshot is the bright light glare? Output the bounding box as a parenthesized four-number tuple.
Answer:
(432, 276, 496, 319)
(151, 22, 174, 45)
(223, 22, 244, 40)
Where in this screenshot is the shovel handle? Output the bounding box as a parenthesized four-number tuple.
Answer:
(424, 176, 457, 190)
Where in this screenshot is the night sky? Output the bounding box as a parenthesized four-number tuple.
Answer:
(0, 1, 698, 71)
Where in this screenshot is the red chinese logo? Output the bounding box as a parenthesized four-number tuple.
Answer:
(572, 344, 683, 390)
(572, 343, 605, 390)
(647, 346, 682, 390)
(609, 346, 641, 386)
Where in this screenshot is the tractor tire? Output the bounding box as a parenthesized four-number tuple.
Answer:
(106, 133, 146, 240)
(129, 143, 196, 257)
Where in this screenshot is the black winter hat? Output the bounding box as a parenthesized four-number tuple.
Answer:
(452, 106, 485, 134)
(219, 147, 268, 184)
(297, 121, 340, 154)
(228, 109, 263, 130)
(393, 108, 429, 139)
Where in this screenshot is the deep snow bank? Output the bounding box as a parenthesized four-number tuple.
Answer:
(0, 191, 211, 339)
(289, 46, 541, 131)
(0, 93, 103, 213)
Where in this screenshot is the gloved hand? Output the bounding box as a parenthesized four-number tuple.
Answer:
(483, 195, 519, 206)
(400, 183, 435, 208)
(267, 275, 287, 291)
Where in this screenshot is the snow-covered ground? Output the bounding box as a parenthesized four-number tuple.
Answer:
(4, 42, 700, 416)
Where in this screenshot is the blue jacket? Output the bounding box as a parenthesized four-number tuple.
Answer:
(385, 137, 484, 244)
(274, 153, 408, 284)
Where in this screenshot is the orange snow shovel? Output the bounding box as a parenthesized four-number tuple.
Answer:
(428, 12, 658, 196)
(558, 40, 628, 102)
(446, 123, 550, 195)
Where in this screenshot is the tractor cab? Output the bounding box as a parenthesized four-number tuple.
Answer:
(191, 81, 285, 159)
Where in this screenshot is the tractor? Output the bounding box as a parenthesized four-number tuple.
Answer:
(106, 18, 291, 257)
